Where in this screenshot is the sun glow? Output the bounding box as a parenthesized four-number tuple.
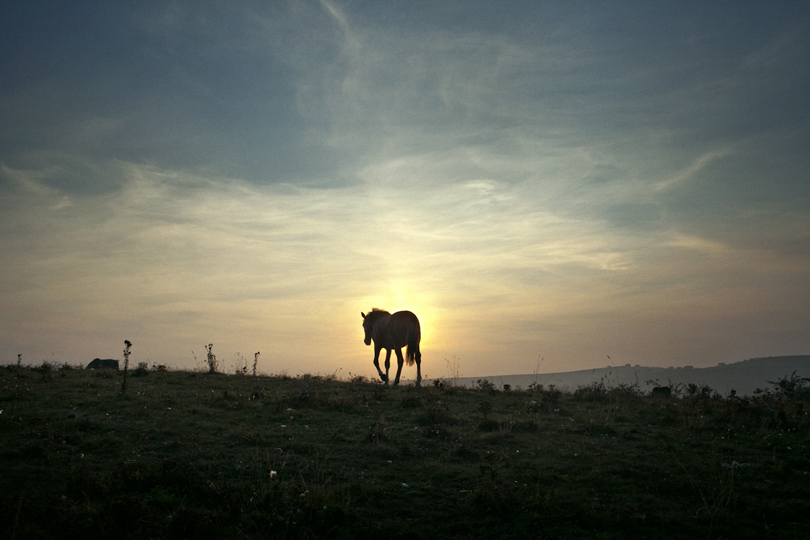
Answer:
(358, 280, 443, 351)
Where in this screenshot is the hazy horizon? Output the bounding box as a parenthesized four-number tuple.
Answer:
(2, 2, 809, 379)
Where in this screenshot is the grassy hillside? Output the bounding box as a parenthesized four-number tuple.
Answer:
(1, 364, 808, 539)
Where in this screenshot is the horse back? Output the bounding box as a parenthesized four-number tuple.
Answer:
(386, 311, 420, 346)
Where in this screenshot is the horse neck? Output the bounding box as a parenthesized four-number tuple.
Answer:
(371, 313, 391, 340)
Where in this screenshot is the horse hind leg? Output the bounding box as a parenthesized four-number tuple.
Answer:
(407, 341, 422, 387)
(415, 349, 422, 387)
(393, 348, 405, 385)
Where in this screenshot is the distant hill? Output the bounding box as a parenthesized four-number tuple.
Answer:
(426, 355, 810, 397)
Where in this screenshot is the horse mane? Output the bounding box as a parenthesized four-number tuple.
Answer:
(364, 308, 390, 323)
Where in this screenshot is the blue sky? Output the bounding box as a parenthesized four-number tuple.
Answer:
(1, 1, 808, 378)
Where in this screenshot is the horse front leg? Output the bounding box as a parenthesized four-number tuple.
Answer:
(373, 346, 388, 383)
(384, 349, 392, 385)
(393, 348, 405, 385)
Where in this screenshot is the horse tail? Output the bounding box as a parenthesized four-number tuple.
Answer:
(406, 327, 420, 367)
(406, 342, 416, 366)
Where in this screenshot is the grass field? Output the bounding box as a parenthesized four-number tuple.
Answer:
(1, 363, 808, 539)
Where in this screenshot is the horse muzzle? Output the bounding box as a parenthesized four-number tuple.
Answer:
(364, 337, 371, 346)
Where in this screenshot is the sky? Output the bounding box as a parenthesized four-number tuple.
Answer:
(1, 1, 809, 380)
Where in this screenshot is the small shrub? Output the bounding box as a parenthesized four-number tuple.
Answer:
(686, 383, 718, 399)
(36, 360, 54, 380)
(528, 383, 562, 409)
(767, 371, 810, 401)
(475, 379, 497, 393)
(607, 382, 642, 402)
(58, 362, 77, 377)
(573, 381, 608, 402)
(134, 362, 150, 377)
(232, 353, 248, 376)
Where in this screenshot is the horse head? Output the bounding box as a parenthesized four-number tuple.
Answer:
(361, 309, 389, 346)
(361, 312, 372, 345)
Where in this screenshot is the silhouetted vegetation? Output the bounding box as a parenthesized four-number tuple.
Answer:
(0, 365, 808, 538)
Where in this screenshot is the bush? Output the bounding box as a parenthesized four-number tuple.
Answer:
(686, 383, 718, 399)
(134, 362, 150, 377)
(767, 371, 810, 401)
(573, 381, 608, 402)
(475, 379, 497, 393)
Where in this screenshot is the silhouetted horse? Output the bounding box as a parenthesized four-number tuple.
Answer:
(361, 309, 422, 386)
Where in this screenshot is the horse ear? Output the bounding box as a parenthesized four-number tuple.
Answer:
(361, 312, 366, 319)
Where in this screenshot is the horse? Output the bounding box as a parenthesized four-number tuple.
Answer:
(361, 309, 422, 386)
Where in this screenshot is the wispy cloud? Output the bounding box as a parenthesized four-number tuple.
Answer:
(655, 147, 734, 191)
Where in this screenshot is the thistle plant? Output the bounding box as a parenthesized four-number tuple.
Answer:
(121, 340, 132, 394)
(206, 343, 217, 374)
(253, 352, 260, 377)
